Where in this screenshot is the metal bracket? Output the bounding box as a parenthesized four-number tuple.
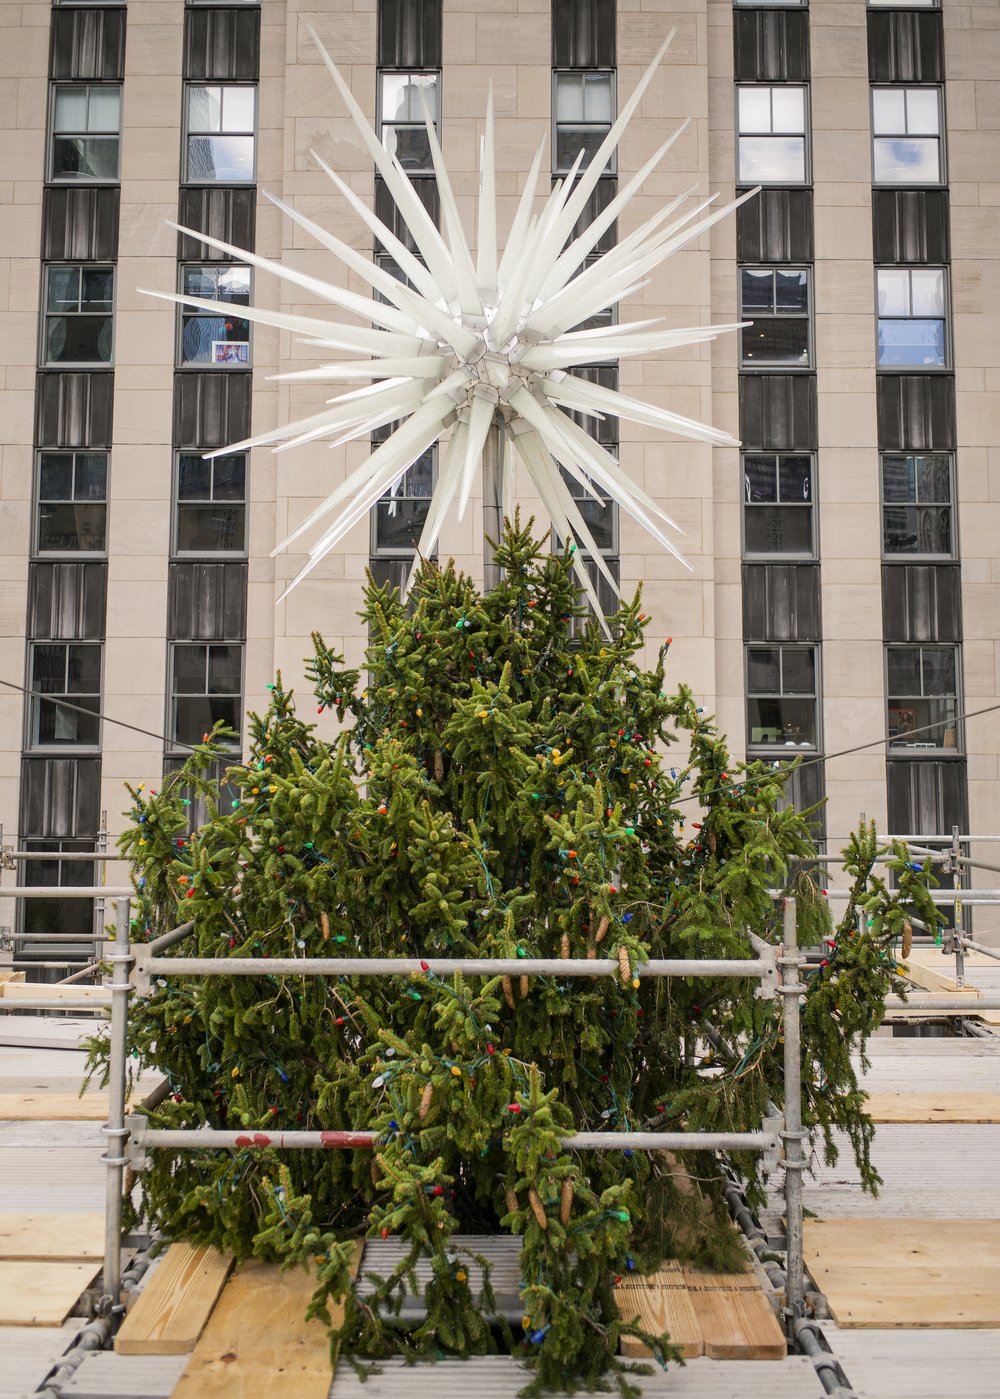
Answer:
(124, 1114, 149, 1172)
(754, 940, 777, 1002)
(131, 944, 151, 995)
(762, 1114, 783, 1175)
(1, 844, 14, 872)
(941, 929, 958, 955)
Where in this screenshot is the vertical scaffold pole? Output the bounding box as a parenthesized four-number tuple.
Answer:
(483, 415, 504, 591)
(781, 896, 806, 1331)
(952, 824, 965, 987)
(100, 895, 131, 1325)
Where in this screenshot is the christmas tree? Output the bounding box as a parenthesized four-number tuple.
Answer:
(97, 519, 939, 1397)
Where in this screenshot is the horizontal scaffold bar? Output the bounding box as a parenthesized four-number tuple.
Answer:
(0, 886, 132, 898)
(136, 953, 773, 980)
(883, 994, 1000, 1011)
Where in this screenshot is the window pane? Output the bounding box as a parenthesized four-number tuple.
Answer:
(747, 647, 780, 693)
(46, 315, 113, 364)
(745, 506, 812, 555)
(906, 88, 940, 136)
(884, 505, 951, 555)
(177, 504, 246, 552)
(217, 267, 251, 303)
(556, 73, 584, 122)
(221, 87, 255, 133)
(183, 266, 218, 298)
(374, 498, 430, 552)
(582, 73, 612, 123)
(35, 696, 99, 746)
(208, 645, 241, 694)
(741, 269, 773, 311)
(873, 136, 939, 184)
(81, 268, 113, 309)
(383, 125, 433, 173)
(747, 697, 815, 747)
(771, 87, 804, 134)
(53, 87, 87, 131)
(188, 86, 221, 133)
(187, 134, 255, 182)
(213, 455, 246, 500)
(877, 269, 910, 316)
(878, 318, 946, 368)
(916, 454, 950, 502)
(75, 453, 107, 499)
(32, 645, 66, 692)
(66, 645, 101, 693)
(744, 455, 777, 502)
(781, 648, 815, 694)
(775, 269, 808, 312)
(738, 135, 805, 183)
(556, 126, 612, 173)
(88, 87, 120, 132)
(46, 267, 80, 312)
(38, 502, 106, 552)
(910, 268, 945, 316)
(39, 454, 73, 500)
(738, 88, 772, 134)
(742, 318, 809, 366)
(382, 73, 437, 124)
(872, 88, 906, 134)
(778, 456, 811, 502)
(173, 646, 207, 694)
(178, 454, 212, 499)
(882, 454, 915, 502)
(922, 647, 956, 696)
(887, 648, 921, 696)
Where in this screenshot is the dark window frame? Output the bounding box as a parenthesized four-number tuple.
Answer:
(167, 640, 244, 754)
(739, 264, 812, 370)
(34, 448, 109, 557)
(742, 450, 817, 559)
(871, 84, 945, 187)
(48, 82, 122, 184)
(875, 264, 950, 372)
(183, 82, 257, 185)
(173, 449, 248, 557)
(26, 640, 103, 751)
(886, 641, 962, 755)
(40, 262, 115, 368)
(177, 261, 252, 369)
(552, 69, 617, 178)
(745, 641, 820, 752)
(377, 69, 441, 176)
(370, 444, 437, 557)
(736, 83, 811, 186)
(880, 450, 955, 559)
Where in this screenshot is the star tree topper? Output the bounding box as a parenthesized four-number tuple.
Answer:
(145, 28, 754, 618)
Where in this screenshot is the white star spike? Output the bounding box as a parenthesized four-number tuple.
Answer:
(143, 29, 753, 618)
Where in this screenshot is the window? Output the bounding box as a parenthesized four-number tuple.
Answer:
(170, 643, 242, 750)
(35, 451, 108, 554)
(554, 72, 615, 175)
(379, 72, 439, 174)
(876, 267, 947, 368)
(887, 644, 959, 751)
(178, 264, 251, 366)
(746, 644, 818, 749)
(740, 267, 810, 367)
(372, 449, 434, 554)
(175, 452, 246, 554)
(28, 643, 101, 747)
(184, 85, 256, 183)
(49, 84, 120, 182)
(737, 86, 808, 184)
(42, 265, 113, 365)
(743, 453, 814, 556)
(882, 452, 953, 556)
(19, 840, 98, 981)
(872, 87, 943, 185)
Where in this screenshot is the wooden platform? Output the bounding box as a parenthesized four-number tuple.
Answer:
(115, 1244, 234, 1356)
(0, 1211, 104, 1261)
(866, 1092, 1000, 1123)
(616, 1262, 785, 1361)
(172, 1246, 362, 1398)
(804, 1219, 1000, 1328)
(0, 1259, 99, 1326)
(0, 1092, 114, 1121)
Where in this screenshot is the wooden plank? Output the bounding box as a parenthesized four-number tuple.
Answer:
(173, 1244, 363, 1398)
(814, 1267, 1000, 1328)
(682, 1270, 785, 1360)
(866, 1092, 1000, 1123)
(0, 1260, 99, 1326)
(805, 1220, 1000, 1271)
(115, 1244, 234, 1356)
(615, 1260, 703, 1358)
(0, 1092, 110, 1121)
(0, 972, 26, 987)
(1, 982, 110, 1003)
(898, 961, 982, 995)
(0, 1212, 104, 1261)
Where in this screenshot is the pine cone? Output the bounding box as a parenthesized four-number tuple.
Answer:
(560, 933, 570, 959)
(519, 974, 529, 999)
(505, 1188, 519, 1216)
(501, 976, 516, 1010)
(901, 920, 913, 959)
(320, 911, 330, 941)
(618, 946, 631, 986)
(419, 1082, 433, 1121)
(434, 749, 445, 783)
(528, 1188, 548, 1230)
(595, 915, 610, 945)
(560, 1179, 573, 1226)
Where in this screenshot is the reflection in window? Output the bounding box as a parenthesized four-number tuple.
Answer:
(882, 453, 953, 556)
(379, 72, 438, 174)
(36, 451, 107, 553)
(372, 449, 434, 553)
(737, 86, 807, 184)
(740, 267, 810, 367)
(179, 264, 251, 366)
(887, 644, 959, 751)
(185, 85, 256, 182)
(170, 643, 243, 750)
(43, 265, 114, 365)
(743, 453, 814, 556)
(747, 644, 818, 749)
(877, 267, 947, 368)
(872, 87, 943, 185)
(554, 72, 615, 175)
(50, 84, 120, 181)
(175, 452, 246, 553)
(29, 643, 101, 746)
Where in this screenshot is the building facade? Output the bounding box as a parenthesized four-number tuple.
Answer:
(1, 0, 999, 972)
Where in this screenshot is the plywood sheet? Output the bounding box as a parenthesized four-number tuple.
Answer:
(615, 1260, 703, 1358)
(866, 1092, 1000, 1123)
(0, 1212, 104, 1261)
(805, 1219, 1000, 1327)
(173, 1245, 362, 1398)
(0, 983, 110, 1003)
(0, 1093, 110, 1121)
(0, 1259, 99, 1326)
(682, 1270, 785, 1360)
(115, 1244, 234, 1356)
(898, 960, 979, 995)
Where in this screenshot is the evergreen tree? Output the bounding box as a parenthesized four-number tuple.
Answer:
(94, 519, 940, 1396)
